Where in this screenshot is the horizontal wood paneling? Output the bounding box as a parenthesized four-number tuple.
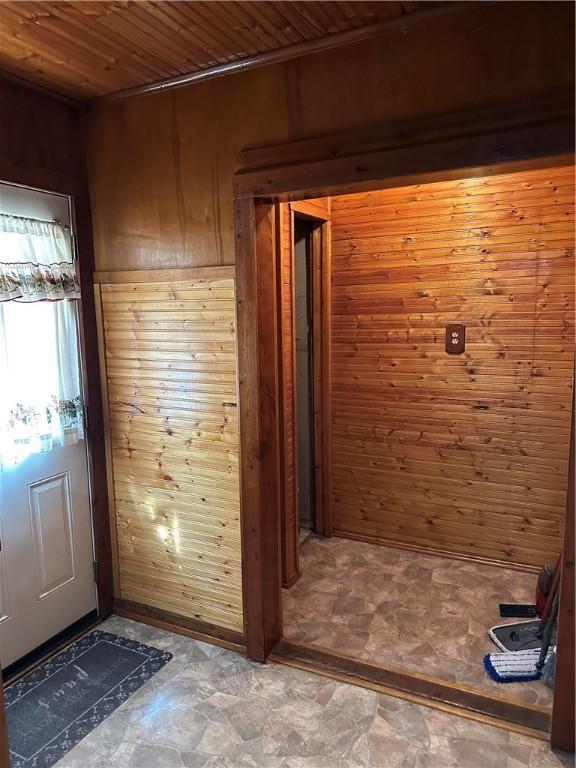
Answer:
(329, 164, 575, 566)
(97, 273, 243, 631)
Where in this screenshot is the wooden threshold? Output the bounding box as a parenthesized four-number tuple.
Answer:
(271, 639, 551, 738)
(114, 599, 246, 655)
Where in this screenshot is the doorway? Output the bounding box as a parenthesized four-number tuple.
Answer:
(0, 183, 98, 673)
(294, 217, 316, 538)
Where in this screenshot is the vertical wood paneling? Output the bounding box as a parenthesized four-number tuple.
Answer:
(97, 271, 243, 631)
(329, 165, 575, 567)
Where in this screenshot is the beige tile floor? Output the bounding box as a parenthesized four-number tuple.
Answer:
(283, 535, 554, 708)
(51, 615, 570, 768)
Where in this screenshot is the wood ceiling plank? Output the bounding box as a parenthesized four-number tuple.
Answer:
(275, 2, 327, 39)
(0, 14, 124, 93)
(241, 2, 301, 48)
(193, 2, 264, 56)
(147, 1, 233, 65)
(0, 0, 448, 98)
(40, 1, 181, 81)
(67, 0, 196, 76)
(173, 2, 256, 60)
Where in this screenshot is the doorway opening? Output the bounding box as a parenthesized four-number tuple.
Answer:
(294, 216, 317, 541)
(268, 162, 574, 735)
(0, 182, 99, 678)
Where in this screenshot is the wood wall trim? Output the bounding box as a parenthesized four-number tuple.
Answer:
(277, 203, 300, 587)
(114, 600, 245, 655)
(289, 199, 331, 221)
(74, 196, 115, 618)
(93, 284, 121, 598)
(238, 92, 574, 173)
(235, 198, 283, 661)
(93, 266, 235, 284)
(551, 383, 575, 753)
(335, 532, 540, 574)
(273, 640, 551, 734)
(234, 125, 574, 201)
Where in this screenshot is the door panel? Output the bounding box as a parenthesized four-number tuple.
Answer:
(0, 442, 96, 667)
(29, 471, 75, 598)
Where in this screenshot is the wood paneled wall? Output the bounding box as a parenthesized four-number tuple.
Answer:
(95, 269, 243, 632)
(86, 3, 574, 273)
(328, 164, 574, 567)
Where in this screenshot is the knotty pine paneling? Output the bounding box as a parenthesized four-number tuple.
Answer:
(329, 164, 575, 567)
(96, 273, 243, 631)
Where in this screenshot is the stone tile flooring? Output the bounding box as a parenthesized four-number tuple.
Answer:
(52, 615, 570, 768)
(283, 535, 554, 708)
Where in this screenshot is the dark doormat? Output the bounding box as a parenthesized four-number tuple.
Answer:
(5, 629, 172, 768)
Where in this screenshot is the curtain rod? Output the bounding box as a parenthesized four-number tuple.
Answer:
(0, 212, 69, 229)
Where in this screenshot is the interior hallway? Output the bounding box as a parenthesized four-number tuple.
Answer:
(283, 536, 554, 709)
(52, 615, 568, 768)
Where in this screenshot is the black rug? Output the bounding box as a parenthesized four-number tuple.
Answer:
(6, 630, 172, 768)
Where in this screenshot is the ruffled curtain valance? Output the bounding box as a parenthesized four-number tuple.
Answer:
(0, 214, 80, 302)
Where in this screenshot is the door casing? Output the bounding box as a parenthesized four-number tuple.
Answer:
(233, 98, 575, 749)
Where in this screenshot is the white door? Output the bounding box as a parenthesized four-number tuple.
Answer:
(0, 186, 97, 668)
(0, 436, 97, 667)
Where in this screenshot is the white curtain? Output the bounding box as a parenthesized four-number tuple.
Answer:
(0, 215, 83, 466)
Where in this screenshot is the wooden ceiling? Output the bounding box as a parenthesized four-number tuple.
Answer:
(0, 1, 440, 101)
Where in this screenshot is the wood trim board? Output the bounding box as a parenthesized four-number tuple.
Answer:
(551, 383, 575, 753)
(271, 640, 551, 738)
(114, 599, 245, 654)
(93, 266, 235, 283)
(235, 199, 283, 661)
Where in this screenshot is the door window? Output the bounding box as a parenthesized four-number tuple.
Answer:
(0, 215, 83, 467)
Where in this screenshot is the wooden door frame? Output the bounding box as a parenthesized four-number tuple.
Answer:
(0, 178, 113, 620)
(289, 202, 332, 539)
(234, 95, 575, 747)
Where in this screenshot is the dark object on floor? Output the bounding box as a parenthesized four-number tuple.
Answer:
(489, 619, 557, 652)
(535, 558, 561, 616)
(499, 604, 538, 618)
(5, 630, 172, 768)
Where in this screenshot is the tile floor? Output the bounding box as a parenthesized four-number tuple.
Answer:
(52, 615, 570, 768)
(283, 535, 554, 708)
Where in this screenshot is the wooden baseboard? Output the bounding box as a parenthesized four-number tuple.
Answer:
(272, 639, 551, 738)
(114, 599, 246, 654)
(283, 570, 301, 589)
(333, 530, 539, 573)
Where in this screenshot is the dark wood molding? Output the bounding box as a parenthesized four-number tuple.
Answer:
(73, 195, 114, 619)
(234, 94, 574, 200)
(273, 639, 551, 735)
(335, 531, 540, 574)
(551, 384, 575, 753)
(275, 204, 301, 589)
(114, 600, 245, 654)
(93, 265, 235, 283)
(235, 198, 283, 661)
